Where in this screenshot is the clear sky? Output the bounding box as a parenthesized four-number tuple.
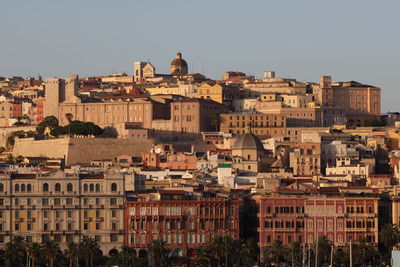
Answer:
(1, 0, 399, 111)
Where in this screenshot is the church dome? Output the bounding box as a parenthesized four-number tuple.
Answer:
(233, 131, 265, 151)
(170, 52, 188, 76)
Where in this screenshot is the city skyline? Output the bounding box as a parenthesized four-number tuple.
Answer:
(1, 0, 399, 112)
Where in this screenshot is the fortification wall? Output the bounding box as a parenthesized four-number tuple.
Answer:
(0, 126, 36, 147)
(13, 137, 155, 165)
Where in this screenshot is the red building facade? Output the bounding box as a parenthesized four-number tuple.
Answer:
(124, 191, 241, 258)
(254, 192, 379, 253)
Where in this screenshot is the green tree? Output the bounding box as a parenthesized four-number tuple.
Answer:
(315, 235, 333, 266)
(352, 237, 380, 266)
(333, 247, 349, 267)
(78, 236, 101, 267)
(194, 245, 214, 267)
(26, 242, 43, 267)
(118, 245, 137, 267)
(147, 240, 170, 267)
(210, 236, 226, 267)
(64, 242, 79, 267)
(265, 239, 287, 265)
(5, 154, 15, 165)
(210, 113, 225, 131)
(42, 239, 62, 267)
(37, 116, 59, 135)
(286, 241, 303, 267)
(4, 236, 26, 265)
(380, 223, 400, 250)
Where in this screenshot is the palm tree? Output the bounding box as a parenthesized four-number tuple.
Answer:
(353, 237, 379, 266)
(42, 239, 61, 267)
(194, 245, 213, 267)
(65, 113, 73, 136)
(286, 241, 303, 267)
(26, 242, 43, 267)
(333, 247, 350, 267)
(5, 154, 15, 165)
(4, 236, 26, 265)
(315, 235, 333, 266)
(147, 240, 170, 267)
(78, 236, 101, 267)
(64, 242, 79, 267)
(266, 239, 287, 265)
(210, 236, 226, 267)
(240, 238, 258, 267)
(118, 245, 137, 267)
(380, 223, 400, 250)
(210, 113, 225, 132)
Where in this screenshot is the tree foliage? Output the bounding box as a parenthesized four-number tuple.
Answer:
(51, 120, 103, 137)
(37, 116, 59, 135)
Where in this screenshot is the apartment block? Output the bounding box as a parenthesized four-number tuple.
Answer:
(124, 191, 241, 258)
(0, 171, 125, 254)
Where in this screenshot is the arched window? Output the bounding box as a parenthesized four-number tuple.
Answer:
(43, 183, 49, 192)
(21, 184, 25, 192)
(84, 184, 88, 192)
(111, 183, 117, 192)
(0, 183, 4, 192)
(55, 183, 61, 192)
(90, 184, 94, 192)
(67, 183, 73, 192)
(95, 184, 100, 192)
(27, 184, 32, 192)
(15, 184, 20, 192)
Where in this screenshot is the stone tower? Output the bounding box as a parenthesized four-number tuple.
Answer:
(44, 75, 79, 119)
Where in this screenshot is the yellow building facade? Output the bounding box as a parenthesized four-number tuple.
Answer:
(0, 170, 125, 254)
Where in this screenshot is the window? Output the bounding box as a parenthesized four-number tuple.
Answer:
(54, 198, 61, 205)
(43, 183, 49, 192)
(27, 184, 32, 192)
(112, 210, 116, 217)
(95, 184, 100, 192)
(0, 183, 3, 192)
(21, 184, 25, 192)
(68, 211, 73, 218)
(15, 184, 19, 192)
(84, 223, 88, 230)
(84, 184, 88, 192)
(83, 198, 89, 205)
(15, 223, 20, 231)
(90, 184, 94, 192)
(110, 234, 118, 242)
(96, 198, 100, 205)
(66, 198, 73, 205)
(67, 183, 73, 192)
(66, 235, 74, 242)
(110, 198, 117, 205)
(55, 183, 61, 192)
(111, 183, 117, 192)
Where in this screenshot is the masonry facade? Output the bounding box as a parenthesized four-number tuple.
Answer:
(0, 171, 125, 254)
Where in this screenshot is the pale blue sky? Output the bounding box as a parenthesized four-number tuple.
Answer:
(1, 0, 399, 111)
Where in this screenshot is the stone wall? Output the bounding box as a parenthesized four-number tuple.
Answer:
(13, 137, 155, 165)
(0, 126, 36, 147)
